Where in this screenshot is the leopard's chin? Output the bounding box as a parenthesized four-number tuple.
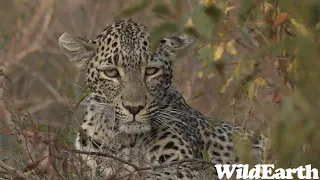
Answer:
(119, 122, 151, 134)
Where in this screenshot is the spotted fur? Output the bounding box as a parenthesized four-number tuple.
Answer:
(59, 19, 266, 179)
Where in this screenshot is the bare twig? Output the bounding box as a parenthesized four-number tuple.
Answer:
(25, 99, 70, 115)
(14, 63, 68, 103)
(1, 0, 54, 75)
(70, 150, 140, 170)
(70, 149, 216, 180)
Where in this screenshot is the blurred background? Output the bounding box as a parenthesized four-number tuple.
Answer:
(0, 0, 271, 136)
(1, 0, 320, 179)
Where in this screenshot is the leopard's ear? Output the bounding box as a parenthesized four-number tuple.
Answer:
(154, 35, 194, 61)
(59, 32, 97, 70)
(157, 35, 194, 53)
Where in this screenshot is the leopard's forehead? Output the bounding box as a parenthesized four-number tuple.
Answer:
(93, 19, 152, 69)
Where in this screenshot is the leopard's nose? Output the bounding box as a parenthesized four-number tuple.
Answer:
(123, 104, 145, 115)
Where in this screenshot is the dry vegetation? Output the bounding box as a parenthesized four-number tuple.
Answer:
(0, 0, 320, 179)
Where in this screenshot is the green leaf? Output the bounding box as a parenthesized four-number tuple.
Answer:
(234, 59, 245, 80)
(37, 124, 48, 132)
(74, 88, 92, 110)
(198, 45, 213, 64)
(0, 155, 9, 161)
(188, 4, 215, 39)
(202, 150, 210, 161)
(66, 127, 77, 145)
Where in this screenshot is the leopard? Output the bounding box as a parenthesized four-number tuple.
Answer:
(58, 19, 267, 180)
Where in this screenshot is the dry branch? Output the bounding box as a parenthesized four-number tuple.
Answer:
(1, 0, 54, 75)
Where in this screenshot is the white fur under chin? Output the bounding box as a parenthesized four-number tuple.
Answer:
(119, 123, 151, 134)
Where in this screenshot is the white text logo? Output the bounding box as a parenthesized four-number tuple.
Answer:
(215, 164, 319, 179)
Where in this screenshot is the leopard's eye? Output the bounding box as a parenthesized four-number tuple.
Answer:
(145, 67, 159, 76)
(103, 69, 120, 78)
